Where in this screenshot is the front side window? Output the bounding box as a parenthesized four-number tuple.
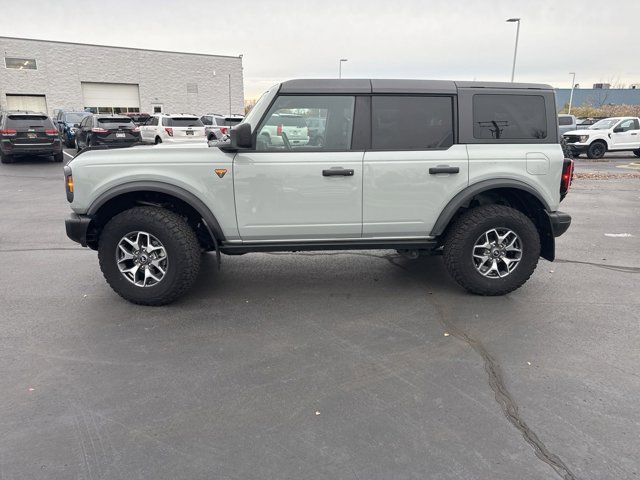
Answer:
(473, 94, 547, 140)
(256, 95, 355, 151)
(616, 118, 639, 131)
(372, 96, 454, 150)
(5, 57, 37, 70)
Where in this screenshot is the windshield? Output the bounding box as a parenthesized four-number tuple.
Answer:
(589, 119, 619, 130)
(64, 112, 89, 123)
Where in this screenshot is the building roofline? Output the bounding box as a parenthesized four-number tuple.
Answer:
(0, 35, 242, 60)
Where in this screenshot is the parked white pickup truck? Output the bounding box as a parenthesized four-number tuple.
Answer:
(563, 117, 640, 159)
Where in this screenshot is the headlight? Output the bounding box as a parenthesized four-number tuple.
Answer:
(579, 135, 589, 143)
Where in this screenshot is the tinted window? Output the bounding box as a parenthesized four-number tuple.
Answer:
(201, 116, 213, 126)
(6, 115, 53, 128)
(165, 117, 203, 127)
(64, 112, 90, 123)
(558, 116, 573, 126)
(473, 94, 547, 140)
(218, 118, 242, 127)
(256, 95, 355, 151)
(372, 96, 454, 150)
(98, 117, 133, 126)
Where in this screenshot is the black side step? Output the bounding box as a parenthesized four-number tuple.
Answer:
(219, 239, 438, 254)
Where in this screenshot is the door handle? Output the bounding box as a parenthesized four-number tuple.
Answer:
(322, 168, 354, 177)
(429, 166, 459, 174)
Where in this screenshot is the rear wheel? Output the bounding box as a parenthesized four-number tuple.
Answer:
(53, 152, 64, 162)
(0, 151, 13, 164)
(586, 141, 607, 159)
(98, 206, 201, 305)
(155, 136, 162, 145)
(443, 205, 540, 296)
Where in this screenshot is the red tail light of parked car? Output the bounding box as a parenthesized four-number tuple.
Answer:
(560, 158, 574, 200)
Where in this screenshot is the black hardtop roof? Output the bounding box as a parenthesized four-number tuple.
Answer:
(279, 79, 553, 95)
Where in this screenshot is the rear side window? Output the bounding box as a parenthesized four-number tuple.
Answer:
(473, 94, 547, 140)
(371, 96, 454, 150)
(6, 115, 53, 128)
(201, 116, 213, 126)
(558, 116, 573, 126)
(165, 117, 203, 127)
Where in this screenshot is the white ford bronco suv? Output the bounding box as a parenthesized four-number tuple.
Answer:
(64, 79, 573, 305)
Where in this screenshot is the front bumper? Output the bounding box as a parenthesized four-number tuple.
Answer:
(65, 213, 92, 247)
(547, 211, 572, 237)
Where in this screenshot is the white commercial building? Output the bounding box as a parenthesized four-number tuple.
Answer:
(0, 36, 244, 117)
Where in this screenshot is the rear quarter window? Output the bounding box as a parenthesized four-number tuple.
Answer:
(473, 94, 547, 140)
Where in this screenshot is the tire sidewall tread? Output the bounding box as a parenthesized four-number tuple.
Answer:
(98, 206, 201, 305)
(443, 205, 540, 296)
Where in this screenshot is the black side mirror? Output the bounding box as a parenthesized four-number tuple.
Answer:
(613, 126, 624, 133)
(230, 123, 252, 149)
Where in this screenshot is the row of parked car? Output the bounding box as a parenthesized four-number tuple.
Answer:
(54, 110, 245, 151)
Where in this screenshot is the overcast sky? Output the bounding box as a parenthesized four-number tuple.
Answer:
(1, 0, 638, 99)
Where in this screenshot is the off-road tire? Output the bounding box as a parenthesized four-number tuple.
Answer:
(560, 138, 573, 159)
(443, 205, 541, 296)
(98, 206, 201, 305)
(0, 152, 13, 164)
(586, 141, 607, 159)
(53, 152, 64, 162)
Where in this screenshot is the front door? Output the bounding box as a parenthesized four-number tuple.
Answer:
(611, 118, 640, 148)
(233, 95, 362, 241)
(363, 95, 469, 237)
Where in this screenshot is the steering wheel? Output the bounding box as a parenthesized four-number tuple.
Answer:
(281, 131, 292, 151)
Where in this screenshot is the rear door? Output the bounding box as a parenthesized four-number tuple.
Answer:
(363, 95, 468, 237)
(233, 95, 363, 241)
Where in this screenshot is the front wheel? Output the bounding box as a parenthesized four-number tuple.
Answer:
(586, 141, 607, 159)
(98, 206, 201, 305)
(633, 149, 640, 158)
(443, 205, 540, 296)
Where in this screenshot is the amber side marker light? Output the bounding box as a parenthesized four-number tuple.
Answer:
(66, 175, 74, 193)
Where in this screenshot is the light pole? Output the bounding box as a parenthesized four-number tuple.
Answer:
(506, 18, 521, 82)
(568, 72, 576, 114)
(339, 58, 348, 79)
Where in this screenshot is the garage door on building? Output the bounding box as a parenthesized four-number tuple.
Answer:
(6, 94, 48, 113)
(81, 82, 140, 114)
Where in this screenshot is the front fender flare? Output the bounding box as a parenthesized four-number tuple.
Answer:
(86, 180, 225, 241)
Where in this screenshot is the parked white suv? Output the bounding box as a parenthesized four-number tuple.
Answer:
(563, 116, 640, 159)
(139, 114, 206, 145)
(259, 113, 310, 147)
(200, 114, 244, 141)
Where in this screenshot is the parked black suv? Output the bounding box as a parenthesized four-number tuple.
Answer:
(75, 114, 142, 151)
(0, 111, 63, 163)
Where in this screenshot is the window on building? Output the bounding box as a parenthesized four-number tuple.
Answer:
(5, 57, 37, 70)
(473, 94, 547, 140)
(372, 96, 454, 150)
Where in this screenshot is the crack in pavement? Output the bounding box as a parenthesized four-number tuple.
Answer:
(274, 250, 579, 480)
(554, 258, 640, 273)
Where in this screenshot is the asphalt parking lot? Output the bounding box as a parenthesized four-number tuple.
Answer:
(1, 148, 639, 480)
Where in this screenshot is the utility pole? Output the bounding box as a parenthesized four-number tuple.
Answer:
(228, 74, 232, 115)
(568, 72, 576, 114)
(506, 18, 521, 82)
(339, 58, 348, 79)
